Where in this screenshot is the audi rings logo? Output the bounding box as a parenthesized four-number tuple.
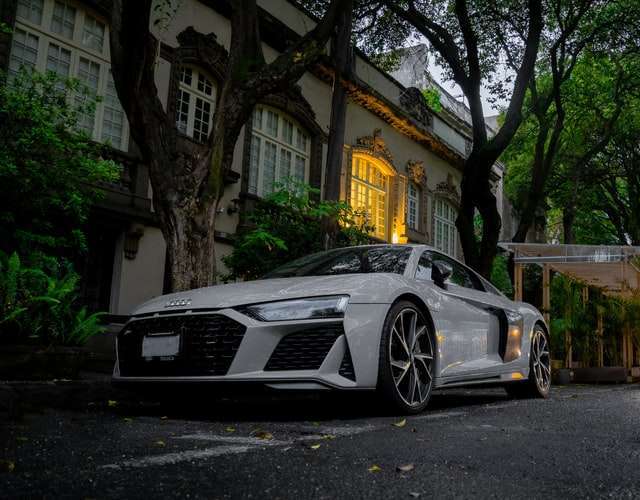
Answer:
(165, 298, 192, 308)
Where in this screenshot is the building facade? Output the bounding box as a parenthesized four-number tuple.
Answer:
(1, 0, 510, 317)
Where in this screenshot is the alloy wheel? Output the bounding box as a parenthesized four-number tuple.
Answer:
(531, 329, 551, 393)
(388, 308, 434, 407)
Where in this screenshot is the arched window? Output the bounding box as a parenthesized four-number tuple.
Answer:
(351, 155, 390, 241)
(175, 66, 216, 142)
(434, 198, 457, 256)
(248, 105, 310, 196)
(407, 183, 420, 231)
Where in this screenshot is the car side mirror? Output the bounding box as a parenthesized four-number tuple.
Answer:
(432, 261, 453, 288)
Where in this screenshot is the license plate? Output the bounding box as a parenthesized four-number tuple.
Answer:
(142, 334, 180, 358)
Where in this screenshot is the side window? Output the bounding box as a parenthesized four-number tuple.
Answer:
(433, 253, 484, 291)
(415, 251, 433, 281)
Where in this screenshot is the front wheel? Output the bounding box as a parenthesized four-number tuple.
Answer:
(377, 301, 435, 414)
(505, 325, 551, 399)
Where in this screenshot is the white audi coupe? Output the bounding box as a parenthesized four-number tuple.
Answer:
(113, 245, 551, 414)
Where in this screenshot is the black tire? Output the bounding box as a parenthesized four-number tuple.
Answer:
(505, 324, 551, 399)
(377, 300, 435, 415)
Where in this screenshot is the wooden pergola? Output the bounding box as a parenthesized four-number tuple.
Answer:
(500, 243, 640, 373)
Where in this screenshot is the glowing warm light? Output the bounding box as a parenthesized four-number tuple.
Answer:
(511, 372, 524, 380)
(392, 232, 399, 244)
(510, 328, 521, 337)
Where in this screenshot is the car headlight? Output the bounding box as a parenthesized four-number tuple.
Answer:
(237, 295, 349, 322)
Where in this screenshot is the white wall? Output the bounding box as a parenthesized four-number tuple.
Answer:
(110, 226, 167, 314)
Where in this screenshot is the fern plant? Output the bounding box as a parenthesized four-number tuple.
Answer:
(0, 251, 105, 346)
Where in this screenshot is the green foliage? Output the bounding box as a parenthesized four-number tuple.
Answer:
(0, 69, 120, 260)
(370, 49, 403, 73)
(0, 252, 105, 346)
(421, 88, 442, 113)
(489, 253, 513, 298)
(222, 180, 372, 281)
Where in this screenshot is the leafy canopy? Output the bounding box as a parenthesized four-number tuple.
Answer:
(0, 70, 119, 261)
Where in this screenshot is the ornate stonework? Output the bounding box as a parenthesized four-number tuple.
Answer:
(407, 160, 427, 187)
(399, 87, 433, 127)
(355, 129, 394, 166)
(434, 173, 460, 205)
(173, 27, 229, 82)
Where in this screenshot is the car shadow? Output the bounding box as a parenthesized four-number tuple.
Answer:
(109, 386, 511, 423)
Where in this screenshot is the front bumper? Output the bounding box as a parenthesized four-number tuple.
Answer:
(113, 304, 388, 390)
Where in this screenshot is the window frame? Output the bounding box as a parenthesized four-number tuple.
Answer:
(350, 154, 391, 241)
(10, 0, 130, 151)
(407, 182, 420, 231)
(414, 250, 485, 292)
(174, 65, 217, 143)
(247, 104, 311, 197)
(434, 197, 457, 257)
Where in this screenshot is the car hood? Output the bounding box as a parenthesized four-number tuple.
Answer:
(132, 274, 408, 315)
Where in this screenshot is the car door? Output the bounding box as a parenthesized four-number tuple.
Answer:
(414, 250, 511, 380)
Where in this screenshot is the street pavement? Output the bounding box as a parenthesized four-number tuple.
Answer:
(2, 384, 640, 499)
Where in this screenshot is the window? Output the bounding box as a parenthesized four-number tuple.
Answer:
(264, 246, 412, 279)
(415, 251, 433, 281)
(407, 183, 420, 230)
(82, 14, 104, 52)
(9, 28, 39, 76)
(248, 105, 310, 196)
(46, 42, 71, 78)
(175, 66, 216, 143)
(101, 72, 126, 149)
(17, 0, 44, 25)
(434, 198, 457, 257)
(76, 56, 100, 134)
(351, 156, 389, 240)
(51, 1, 76, 39)
(416, 251, 483, 291)
(9, 2, 129, 151)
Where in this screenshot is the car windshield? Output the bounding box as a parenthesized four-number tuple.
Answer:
(263, 246, 413, 278)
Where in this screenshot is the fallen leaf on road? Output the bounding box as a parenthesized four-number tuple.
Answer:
(409, 492, 421, 498)
(225, 427, 236, 433)
(252, 430, 273, 440)
(107, 400, 118, 408)
(160, 416, 168, 420)
(123, 417, 133, 423)
(155, 440, 166, 447)
(321, 434, 336, 440)
(0, 460, 15, 473)
(311, 421, 320, 426)
(392, 419, 407, 428)
(397, 464, 415, 472)
(309, 444, 321, 450)
(368, 464, 382, 473)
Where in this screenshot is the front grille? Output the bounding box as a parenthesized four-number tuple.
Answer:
(118, 314, 246, 377)
(264, 324, 343, 371)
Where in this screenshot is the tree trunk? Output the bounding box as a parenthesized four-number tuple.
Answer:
(512, 120, 551, 242)
(457, 158, 502, 278)
(109, 0, 347, 291)
(162, 203, 219, 291)
(324, 0, 353, 203)
(563, 206, 575, 244)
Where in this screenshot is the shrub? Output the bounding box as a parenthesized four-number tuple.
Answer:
(222, 180, 372, 281)
(0, 252, 105, 346)
(0, 69, 120, 261)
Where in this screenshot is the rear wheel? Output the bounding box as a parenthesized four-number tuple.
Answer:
(377, 301, 435, 414)
(505, 325, 551, 399)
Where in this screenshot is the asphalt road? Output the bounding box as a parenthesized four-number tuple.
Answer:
(2, 384, 640, 499)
